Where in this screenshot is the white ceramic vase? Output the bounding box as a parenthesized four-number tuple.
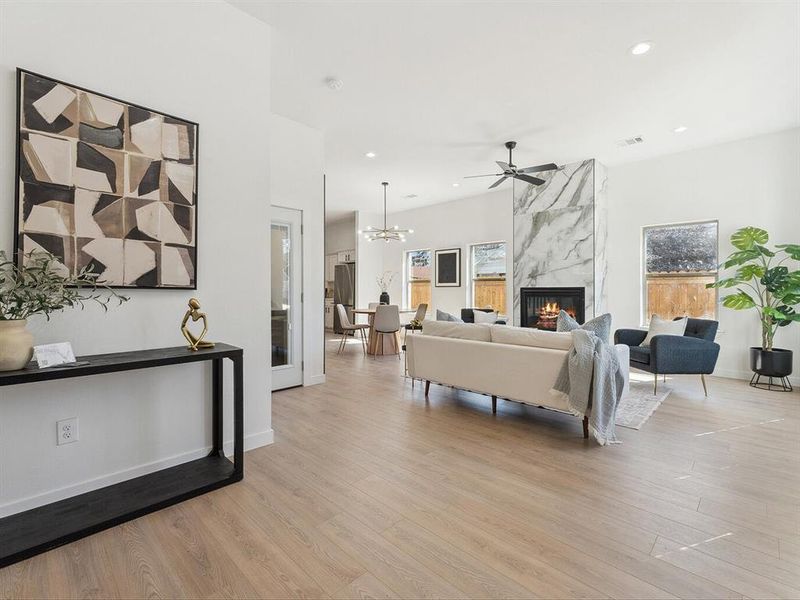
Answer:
(0, 319, 34, 371)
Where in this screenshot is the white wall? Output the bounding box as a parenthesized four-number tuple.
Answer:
(0, 1, 273, 516)
(270, 114, 325, 386)
(607, 128, 800, 383)
(377, 189, 513, 317)
(355, 210, 384, 309)
(325, 214, 356, 256)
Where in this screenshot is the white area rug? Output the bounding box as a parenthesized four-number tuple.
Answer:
(615, 381, 672, 430)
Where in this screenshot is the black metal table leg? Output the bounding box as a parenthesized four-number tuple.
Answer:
(211, 358, 224, 457)
(233, 354, 244, 479)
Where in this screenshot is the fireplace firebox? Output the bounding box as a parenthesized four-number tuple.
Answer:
(520, 287, 585, 330)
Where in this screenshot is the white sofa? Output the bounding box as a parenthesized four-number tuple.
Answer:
(406, 321, 630, 437)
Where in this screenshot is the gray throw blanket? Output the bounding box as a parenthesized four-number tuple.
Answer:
(552, 329, 624, 445)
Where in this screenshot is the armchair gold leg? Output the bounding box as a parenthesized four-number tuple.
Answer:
(701, 374, 708, 397)
(653, 373, 658, 395)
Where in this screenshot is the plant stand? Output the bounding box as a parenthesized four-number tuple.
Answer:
(749, 373, 793, 392)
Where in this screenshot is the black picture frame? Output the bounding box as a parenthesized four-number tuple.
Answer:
(435, 248, 461, 287)
(14, 68, 199, 290)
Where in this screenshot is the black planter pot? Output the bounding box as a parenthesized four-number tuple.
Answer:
(379, 291, 390, 305)
(749, 347, 793, 392)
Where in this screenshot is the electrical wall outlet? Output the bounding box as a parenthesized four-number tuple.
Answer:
(57, 417, 79, 445)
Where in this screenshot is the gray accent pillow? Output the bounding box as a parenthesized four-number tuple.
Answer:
(556, 310, 612, 344)
(436, 309, 463, 322)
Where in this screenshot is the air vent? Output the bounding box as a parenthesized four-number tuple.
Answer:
(616, 135, 644, 147)
(403, 194, 418, 199)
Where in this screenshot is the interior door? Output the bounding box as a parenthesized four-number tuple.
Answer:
(271, 206, 303, 390)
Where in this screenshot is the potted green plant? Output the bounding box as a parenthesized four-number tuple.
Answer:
(708, 227, 800, 389)
(0, 250, 128, 371)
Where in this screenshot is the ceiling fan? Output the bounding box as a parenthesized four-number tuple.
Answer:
(465, 141, 558, 189)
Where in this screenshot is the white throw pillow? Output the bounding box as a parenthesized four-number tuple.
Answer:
(422, 320, 492, 342)
(641, 315, 687, 347)
(490, 325, 573, 351)
(472, 310, 498, 324)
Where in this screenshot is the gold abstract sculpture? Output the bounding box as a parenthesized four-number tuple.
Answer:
(181, 298, 215, 351)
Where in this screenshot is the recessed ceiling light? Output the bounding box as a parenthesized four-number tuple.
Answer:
(452, 183, 460, 187)
(673, 125, 688, 133)
(630, 41, 652, 56)
(365, 152, 376, 158)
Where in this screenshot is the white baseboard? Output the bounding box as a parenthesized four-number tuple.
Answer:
(0, 429, 275, 518)
(305, 373, 326, 386)
(223, 428, 274, 455)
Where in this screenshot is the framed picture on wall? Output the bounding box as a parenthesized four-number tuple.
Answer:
(15, 68, 199, 289)
(435, 248, 461, 287)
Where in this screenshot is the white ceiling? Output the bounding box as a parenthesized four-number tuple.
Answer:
(232, 1, 800, 221)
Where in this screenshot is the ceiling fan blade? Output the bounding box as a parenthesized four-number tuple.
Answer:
(519, 163, 558, 174)
(514, 173, 546, 186)
(463, 173, 504, 179)
(496, 161, 511, 173)
(488, 176, 508, 189)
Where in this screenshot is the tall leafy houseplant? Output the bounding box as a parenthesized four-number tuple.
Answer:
(708, 227, 800, 350)
(0, 250, 128, 371)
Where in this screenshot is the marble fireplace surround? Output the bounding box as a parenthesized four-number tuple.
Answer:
(513, 159, 608, 326)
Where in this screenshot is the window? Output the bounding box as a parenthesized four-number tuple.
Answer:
(405, 249, 431, 309)
(470, 242, 507, 313)
(643, 221, 718, 324)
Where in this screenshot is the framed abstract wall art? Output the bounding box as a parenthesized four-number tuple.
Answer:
(15, 69, 198, 289)
(435, 247, 461, 287)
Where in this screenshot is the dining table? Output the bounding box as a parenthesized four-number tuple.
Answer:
(352, 307, 417, 356)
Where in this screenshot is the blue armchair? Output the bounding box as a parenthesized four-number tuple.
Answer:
(614, 318, 720, 395)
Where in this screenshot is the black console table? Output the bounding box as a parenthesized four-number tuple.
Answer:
(0, 343, 244, 568)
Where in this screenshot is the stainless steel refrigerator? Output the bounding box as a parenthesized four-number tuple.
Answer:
(333, 262, 356, 334)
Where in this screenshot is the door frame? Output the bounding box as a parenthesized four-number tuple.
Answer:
(271, 205, 304, 391)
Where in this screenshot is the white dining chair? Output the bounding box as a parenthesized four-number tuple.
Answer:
(335, 304, 369, 355)
(373, 304, 401, 359)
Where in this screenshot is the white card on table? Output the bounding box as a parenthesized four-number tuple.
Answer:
(33, 342, 76, 369)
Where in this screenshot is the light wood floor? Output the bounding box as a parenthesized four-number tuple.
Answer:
(2, 335, 800, 599)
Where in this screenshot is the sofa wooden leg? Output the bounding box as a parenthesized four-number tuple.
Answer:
(424, 380, 431, 397)
(701, 374, 708, 397)
(653, 373, 658, 395)
(491, 395, 497, 414)
(582, 416, 589, 439)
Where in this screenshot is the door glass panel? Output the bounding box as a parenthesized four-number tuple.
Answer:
(271, 223, 291, 367)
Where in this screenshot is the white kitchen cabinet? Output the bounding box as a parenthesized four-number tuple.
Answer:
(336, 249, 355, 263)
(324, 302, 334, 330)
(325, 254, 338, 282)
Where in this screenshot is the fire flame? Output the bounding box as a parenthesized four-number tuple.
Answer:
(541, 302, 559, 315)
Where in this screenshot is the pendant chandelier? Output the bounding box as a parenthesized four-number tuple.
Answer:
(359, 181, 413, 243)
